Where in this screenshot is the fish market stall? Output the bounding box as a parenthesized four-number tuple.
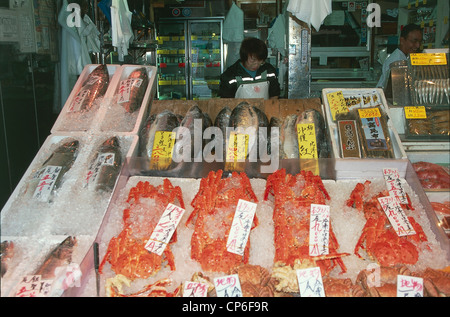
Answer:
(1, 68, 450, 297)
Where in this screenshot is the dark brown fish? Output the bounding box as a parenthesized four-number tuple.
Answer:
(1, 241, 14, 277)
(34, 237, 77, 280)
(87, 137, 122, 192)
(69, 64, 109, 112)
(118, 67, 149, 113)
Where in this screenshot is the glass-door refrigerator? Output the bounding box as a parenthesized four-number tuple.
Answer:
(156, 17, 224, 100)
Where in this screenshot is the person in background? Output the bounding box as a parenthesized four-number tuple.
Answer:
(377, 23, 423, 89)
(219, 37, 280, 99)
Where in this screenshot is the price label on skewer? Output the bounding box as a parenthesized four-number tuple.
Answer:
(214, 274, 243, 297)
(226, 199, 257, 256)
(377, 196, 416, 237)
(145, 203, 185, 256)
(309, 204, 330, 257)
(397, 275, 423, 297)
(383, 168, 409, 205)
(226, 133, 249, 162)
(183, 281, 208, 297)
(358, 107, 381, 119)
(15, 275, 52, 297)
(150, 131, 176, 170)
(404, 106, 427, 119)
(326, 91, 348, 121)
(296, 267, 325, 297)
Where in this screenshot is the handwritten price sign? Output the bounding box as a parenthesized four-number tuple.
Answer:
(309, 204, 330, 257)
(33, 165, 62, 202)
(226, 199, 257, 256)
(15, 275, 52, 297)
(383, 168, 408, 205)
(183, 281, 209, 297)
(326, 91, 348, 121)
(297, 123, 318, 159)
(145, 203, 185, 256)
(397, 275, 423, 297)
(378, 196, 416, 237)
(214, 274, 243, 297)
(296, 267, 325, 297)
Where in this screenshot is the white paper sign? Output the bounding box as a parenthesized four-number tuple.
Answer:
(15, 275, 52, 297)
(214, 274, 242, 297)
(117, 78, 143, 104)
(85, 153, 116, 188)
(377, 196, 416, 236)
(397, 275, 423, 297)
(183, 281, 209, 297)
(383, 168, 408, 204)
(296, 267, 325, 297)
(69, 89, 90, 112)
(226, 199, 257, 256)
(33, 165, 62, 202)
(309, 204, 330, 257)
(145, 203, 185, 255)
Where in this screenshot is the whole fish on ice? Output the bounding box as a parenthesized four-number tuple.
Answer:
(117, 67, 149, 113)
(86, 137, 122, 193)
(34, 236, 77, 280)
(296, 109, 331, 158)
(69, 64, 109, 112)
(280, 114, 299, 159)
(25, 140, 79, 202)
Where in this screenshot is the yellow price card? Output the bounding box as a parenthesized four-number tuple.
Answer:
(405, 106, 427, 119)
(150, 131, 176, 170)
(297, 123, 318, 159)
(226, 133, 249, 162)
(327, 91, 348, 121)
(358, 108, 381, 119)
(410, 53, 448, 66)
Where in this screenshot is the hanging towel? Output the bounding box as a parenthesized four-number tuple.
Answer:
(111, 0, 133, 61)
(223, 2, 244, 43)
(287, 0, 332, 32)
(268, 14, 287, 57)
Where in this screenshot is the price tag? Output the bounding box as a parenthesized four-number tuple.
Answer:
(69, 89, 90, 112)
(358, 107, 381, 119)
(377, 196, 416, 237)
(15, 275, 52, 297)
(226, 199, 257, 256)
(410, 53, 448, 65)
(297, 123, 318, 159)
(405, 106, 427, 119)
(309, 204, 330, 257)
(33, 166, 62, 202)
(397, 275, 423, 297)
(145, 203, 185, 256)
(326, 91, 348, 120)
(150, 131, 176, 170)
(226, 133, 249, 162)
(383, 168, 408, 204)
(85, 153, 116, 188)
(296, 267, 325, 297)
(214, 274, 243, 297)
(183, 281, 208, 297)
(117, 78, 143, 104)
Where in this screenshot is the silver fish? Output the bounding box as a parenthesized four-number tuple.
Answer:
(119, 67, 149, 113)
(228, 102, 266, 160)
(214, 106, 232, 136)
(88, 137, 122, 193)
(26, 140, 79, 201)
(280, 114, 299, 159)
(70, 64, 109, 112)
(140, 110, 180, 159)
(296, 109, 331, 158)
(173, 105, 211, 161)
(34, 237, 77, 280)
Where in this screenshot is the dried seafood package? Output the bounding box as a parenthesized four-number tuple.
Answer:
(405, 106, 450, 140)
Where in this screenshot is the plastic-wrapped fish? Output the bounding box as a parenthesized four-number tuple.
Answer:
(25, 140, 79, 202)
(228, 102, 268, 160)
(1, 241, 14, 277)
(69, 64, 109, 112)
(296, 109, 331, 158)
(173, 105, 211, 161)
(34, 237, 77, 280)
(86, 137, 122, 192)
(280, 114, 299, 159)
(117, 67, 149, 113)
(140, 110, 180, 159)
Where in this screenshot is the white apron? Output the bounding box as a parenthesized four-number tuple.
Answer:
(235, 71, 270, 99)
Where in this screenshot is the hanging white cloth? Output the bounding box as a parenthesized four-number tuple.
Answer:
(223, 2, 244, 43)
(268, 13, 287, 57)
(287, 0, 332, 32)
(110, 0, 133, 61)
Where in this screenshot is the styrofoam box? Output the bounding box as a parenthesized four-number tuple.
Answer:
(1, 133, 138, 237)
(95, 65, 157, 135)
(51, 64, 121, 134)
(322, 88, 408, 179)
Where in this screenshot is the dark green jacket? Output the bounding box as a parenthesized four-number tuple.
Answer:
(219, 60, 280, 98)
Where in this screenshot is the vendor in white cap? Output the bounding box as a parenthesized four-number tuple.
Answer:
(377, 24, 423, 89)
(219, 37, 280, 99)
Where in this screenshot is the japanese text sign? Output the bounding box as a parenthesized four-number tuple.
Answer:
(226, 199, 257, 256)
(377, 196, 416, 237)
(33, 165, 62, 202)
(183, 281, 208, 297)
(214, 274, 243, 297)
(297, 123, 318, 159)
(296, 267, 325, 297)
(383, 168, 408, 204)
(309, 204, 330, 257)
(397, 275, 423, 297)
